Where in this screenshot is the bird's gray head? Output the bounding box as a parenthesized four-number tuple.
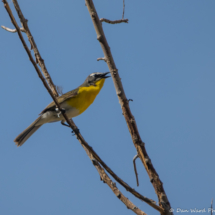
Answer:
(82, 72, 110, 86)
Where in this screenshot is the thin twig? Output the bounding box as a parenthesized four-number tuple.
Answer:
(85, 0, 172, 214)
(97, 57, 106, 62)
(211, 199, 213, 215)
(2, 0, 163, 213)
(122, 0, 125, 19)
(133, 154, 139, 186)
(1, 25, 25, 32)
(100, 18, 128, 24)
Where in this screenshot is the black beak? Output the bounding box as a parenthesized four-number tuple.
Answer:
(101, 72, 111, 79)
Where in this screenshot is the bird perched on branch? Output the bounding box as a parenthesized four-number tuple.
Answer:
(14, 72, 110, 146)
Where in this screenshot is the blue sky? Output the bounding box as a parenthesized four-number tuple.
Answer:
(0, 1, 215, 215)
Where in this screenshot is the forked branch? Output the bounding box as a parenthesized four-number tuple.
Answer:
(2, 0, 163, 214)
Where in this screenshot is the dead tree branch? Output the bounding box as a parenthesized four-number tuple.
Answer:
(85, 0, 172, 214)
(2, 0, 163, 213)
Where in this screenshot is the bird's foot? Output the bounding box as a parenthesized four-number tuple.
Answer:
(61, 121, 70, 127)
(71, 128, 80, 136)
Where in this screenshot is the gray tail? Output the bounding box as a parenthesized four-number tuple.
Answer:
(14, 116, 42, 147)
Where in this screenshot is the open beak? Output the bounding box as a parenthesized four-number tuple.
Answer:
(101, 72, 111, 79)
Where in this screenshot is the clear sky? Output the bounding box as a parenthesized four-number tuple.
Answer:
(0, 1, 215, 215)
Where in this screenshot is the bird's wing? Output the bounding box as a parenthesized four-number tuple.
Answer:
(39, 88, 79, 114)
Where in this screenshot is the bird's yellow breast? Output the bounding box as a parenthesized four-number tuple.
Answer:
(66, 79, 105, 115)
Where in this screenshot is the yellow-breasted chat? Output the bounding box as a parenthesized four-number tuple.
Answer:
(14, 72, 110, 146)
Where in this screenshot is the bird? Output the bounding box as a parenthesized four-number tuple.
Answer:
(14, 72, 110, 147)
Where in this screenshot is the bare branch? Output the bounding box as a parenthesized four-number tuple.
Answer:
(85, 0, 173, 214)
(133, 154, 139, 186)
(2, 0, 163, 213)
(1, 25, 25, 32)
(97, 57, 106, 62)
(100, 18, 128, 24)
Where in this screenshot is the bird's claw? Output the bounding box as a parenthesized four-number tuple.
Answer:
(71, 128, 80, 136)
